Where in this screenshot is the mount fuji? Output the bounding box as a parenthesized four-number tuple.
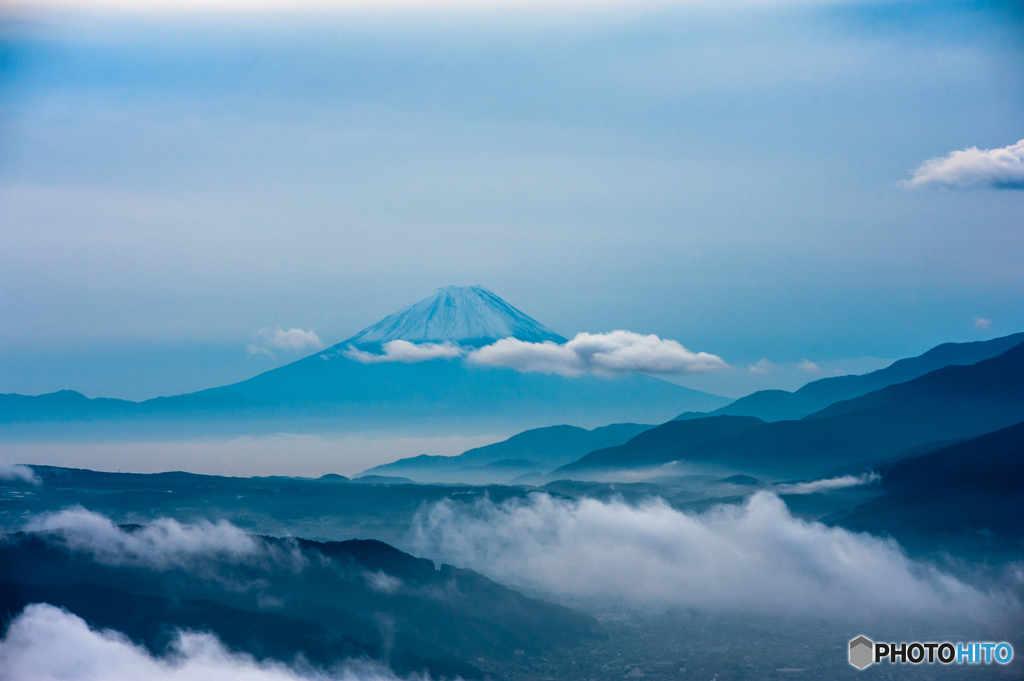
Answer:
(190, 286, 729, 427)
(1, 287, 731, 431)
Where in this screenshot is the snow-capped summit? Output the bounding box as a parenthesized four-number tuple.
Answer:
(341, 286, 567, 349)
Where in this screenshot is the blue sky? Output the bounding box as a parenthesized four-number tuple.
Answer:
(1, 0, 1022, 400)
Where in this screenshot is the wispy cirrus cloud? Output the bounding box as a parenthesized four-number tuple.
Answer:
(466, 331, 727, 377)
(903, 138, 1024, 190)
(342, 340, 466, 364)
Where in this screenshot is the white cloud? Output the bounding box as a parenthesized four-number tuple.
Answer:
(774, 472, 879, 495)
(24, 507, 259, 570)
(0, 603, 410, 681)
(466, 331, 727, 377)
(364, 570, 404, 594)
(0, 461, 40, 485)
(903, 138, 1024, 190)
(246, 344, 276, 357)
(975, 317, 992, 330)
(342, 340, 466, 364)
(466, 338, 582, 375)
(410, 492, 1019, 623)
(797, 358, 821, 374)
(748, 358, 772, 376)
(256, 327, 323, 351)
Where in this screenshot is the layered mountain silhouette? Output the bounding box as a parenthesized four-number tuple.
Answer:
(554, 340, 1024, 479)
(703, 332, 1024, 422)
(556, 416, 764, 473)
(0, 286, 729, 430)
(837, 421, 1024, 558)
(361, 422, 654, 483)
(0, 525, 597, 678)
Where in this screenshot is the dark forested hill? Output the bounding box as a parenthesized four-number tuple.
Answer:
(836, 421, 1024, 557)
(0, 527, 597, 678)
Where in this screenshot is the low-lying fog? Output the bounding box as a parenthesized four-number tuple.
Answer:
(2, 469, 1022, 681)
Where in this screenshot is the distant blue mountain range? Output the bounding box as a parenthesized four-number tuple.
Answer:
(701, 332, 1024, 422)
(553, 338, 1024, 480)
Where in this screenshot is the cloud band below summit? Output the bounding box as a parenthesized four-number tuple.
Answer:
(342, 340, 467, 364)
(466, 331, 727, 376)
(342, 331, 727, 376)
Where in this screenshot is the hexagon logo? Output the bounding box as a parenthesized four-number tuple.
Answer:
(849, 636, 874, 670)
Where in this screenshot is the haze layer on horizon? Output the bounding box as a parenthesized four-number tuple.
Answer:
(1, 0, 1022, 400)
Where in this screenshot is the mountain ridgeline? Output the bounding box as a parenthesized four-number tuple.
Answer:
(836, 420, 1024, 557)
(704, 332, 1024, 422)
(556, 416, 764, 473)
(361, 422, 655, 484)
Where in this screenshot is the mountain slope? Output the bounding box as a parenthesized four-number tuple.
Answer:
(706, 332, 1024, 422)
(362, 422, 654, 482)
(0, 528, 597, 678)
(676, 341, 1024, 478)
(344, 285, 567, 349)
(556, 416, 764, 473)
(837, 421, 1024, 557)
(194, 355, 728, 428)
(1, 362, 729, 431)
